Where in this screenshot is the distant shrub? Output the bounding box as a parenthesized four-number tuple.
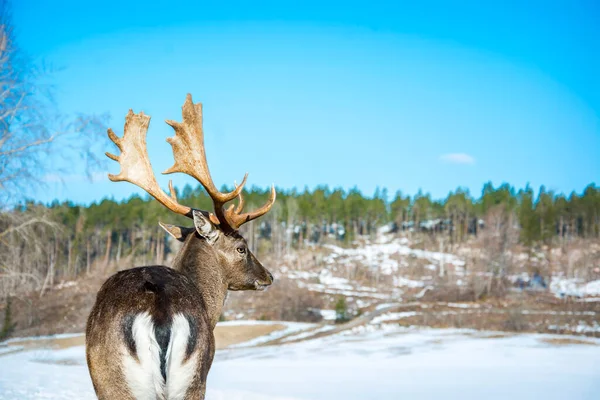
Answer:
(231, 278, 324, 323)
(335, 296, 350, 324)
(0, 297, 17, 341)
(504, 307, 528, 332)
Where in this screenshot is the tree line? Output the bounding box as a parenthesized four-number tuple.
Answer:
(33, 181, 600, 241)
(1, 180, 599, 297)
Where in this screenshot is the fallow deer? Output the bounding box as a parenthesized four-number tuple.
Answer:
(86, 94, 276, 400)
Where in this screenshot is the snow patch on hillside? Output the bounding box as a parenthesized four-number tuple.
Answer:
(393, 276, 426, 288)
(371, 311, 420, 324)
(550, 277, 600, 298)
(289, 269, 391, 299)
(323, 236, 465, 275)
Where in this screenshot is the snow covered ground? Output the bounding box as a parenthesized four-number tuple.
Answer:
(1, 324, 599, 400)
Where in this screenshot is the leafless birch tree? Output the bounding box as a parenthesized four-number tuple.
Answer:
(0, 0, 107, 298)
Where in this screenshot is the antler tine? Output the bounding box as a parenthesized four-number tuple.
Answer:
(221, 183, 245, 223)
(162, 94, 247, 205)
(224, 185, 277, 230)
(106, 110, 193, 218)
(168, 180, 178, 202)
(162, 93, 254, 231)
(233, 181, 245, 214)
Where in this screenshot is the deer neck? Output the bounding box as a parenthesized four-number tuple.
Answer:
(171, 236, 228, 329)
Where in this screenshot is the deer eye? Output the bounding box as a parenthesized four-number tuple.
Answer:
(236, 246, 246, 254)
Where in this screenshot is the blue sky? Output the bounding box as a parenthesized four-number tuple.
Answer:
(13, 0, 600, 204)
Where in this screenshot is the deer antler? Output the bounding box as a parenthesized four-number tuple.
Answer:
(106, 111, 194, 218)
(223, 183, 276, 230)
(106, 94, 275, 231)
(163, 94, 276, 231)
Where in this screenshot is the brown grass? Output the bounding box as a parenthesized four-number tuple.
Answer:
(6, 334, 85, 350)
(373, 296, 600, 337)
(214, 324, 285, 349)
(1, 324, 286, 357)
(538, 337, 598, 346)
(479, 333, 512, 339)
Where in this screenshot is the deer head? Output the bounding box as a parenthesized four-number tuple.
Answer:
(106, 94, 276, 291)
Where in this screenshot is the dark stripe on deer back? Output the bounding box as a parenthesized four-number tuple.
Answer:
(154, 321, 171, 381)
(184, 314, 199, 361)
(142, 269, 173, 382)
(121, 314, 137, 360)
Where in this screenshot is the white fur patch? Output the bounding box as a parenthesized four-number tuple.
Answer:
(165, 313, 198, 399)
(121, 312, 166, 400)
(121, 313, 197, 400)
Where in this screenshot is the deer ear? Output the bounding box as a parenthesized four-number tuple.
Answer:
(159, 222, 195, 242)
(192, 210, 219, 245)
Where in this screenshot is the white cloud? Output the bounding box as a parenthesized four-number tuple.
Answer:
(439, 153, 475, 165)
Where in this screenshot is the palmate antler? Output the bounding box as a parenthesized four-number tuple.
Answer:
(106, 111, 193, 218)
(106, 94, 276, 232)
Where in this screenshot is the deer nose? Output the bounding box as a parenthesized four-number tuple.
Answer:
(268, 271, 274, 283)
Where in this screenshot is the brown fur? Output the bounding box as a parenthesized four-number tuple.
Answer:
(86, 212, 272, 399)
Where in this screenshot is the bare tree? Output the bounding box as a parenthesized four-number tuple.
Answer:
(0, 0, 108, 300)
(477, 204, 518, 296)
(0, 0, 107, 205)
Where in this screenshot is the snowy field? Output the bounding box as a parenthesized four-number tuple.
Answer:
(1, 324, 599, 400)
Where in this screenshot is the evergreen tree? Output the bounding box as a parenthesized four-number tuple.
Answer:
(0, 297, 17, 340)
(334, 296, 349, 324)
